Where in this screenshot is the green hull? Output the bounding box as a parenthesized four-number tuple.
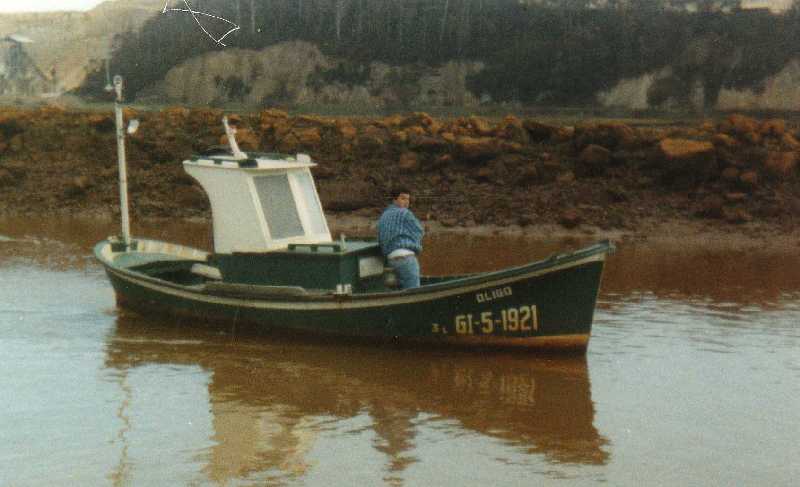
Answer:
(95, 240, 613, 352)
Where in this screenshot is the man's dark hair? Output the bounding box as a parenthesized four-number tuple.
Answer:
(390, 186, 411, 199)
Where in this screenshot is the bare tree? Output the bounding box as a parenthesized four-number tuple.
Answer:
(334, 0, 350, 43)
(440, 0, 450, 43)
(250, 0, 256, 35)
(457, 0, 472, 55)
(356, 0, 364, 40)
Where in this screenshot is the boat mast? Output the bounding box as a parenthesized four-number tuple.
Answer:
(112, 75, 131, 247)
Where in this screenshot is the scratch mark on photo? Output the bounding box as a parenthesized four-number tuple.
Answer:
(162, 0, 240, 46)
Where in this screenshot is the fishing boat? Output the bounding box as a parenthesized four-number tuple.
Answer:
(94, 77, 614, 353)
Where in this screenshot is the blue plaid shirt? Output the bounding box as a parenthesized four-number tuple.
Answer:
(377, 204, 424, 256)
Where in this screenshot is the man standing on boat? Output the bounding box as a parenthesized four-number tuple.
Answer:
(378, 187, 424, 289)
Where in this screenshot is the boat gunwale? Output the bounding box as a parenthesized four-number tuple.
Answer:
(94, 239, 613, 306)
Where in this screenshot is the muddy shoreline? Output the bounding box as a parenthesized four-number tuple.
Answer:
(5, 210, 797, 254)
(0, 107, 798, 250)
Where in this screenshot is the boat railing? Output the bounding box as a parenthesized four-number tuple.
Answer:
(133, 239, 210, 260)
(100, 238, 210, 263)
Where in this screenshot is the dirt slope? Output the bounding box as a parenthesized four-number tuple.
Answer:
(0, 107, 798, 243)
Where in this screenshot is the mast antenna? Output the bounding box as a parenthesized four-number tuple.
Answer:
(223, 116, 247, 160)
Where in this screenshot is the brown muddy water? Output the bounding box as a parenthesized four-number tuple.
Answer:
(0, 217, 798, 486)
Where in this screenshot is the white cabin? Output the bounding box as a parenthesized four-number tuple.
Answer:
(183, 152, 332, 254)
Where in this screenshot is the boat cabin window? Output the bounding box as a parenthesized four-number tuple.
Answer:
(294, 171, 328, 236)
(254, 174, 305, 240)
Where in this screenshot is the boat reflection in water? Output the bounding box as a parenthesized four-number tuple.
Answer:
(104, 314, 609, 484)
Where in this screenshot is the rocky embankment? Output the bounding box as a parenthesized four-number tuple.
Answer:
(0, 107, 798, 238)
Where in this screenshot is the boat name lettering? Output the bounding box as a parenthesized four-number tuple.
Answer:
(476, 286, 513, 303)
(432, 304, 539, 336)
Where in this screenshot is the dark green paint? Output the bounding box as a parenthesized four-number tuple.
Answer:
(210, 240, 385, 292)
(95, 240, 613, 352)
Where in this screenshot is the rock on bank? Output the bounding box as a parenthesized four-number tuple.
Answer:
(0, 107, 798, 234)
